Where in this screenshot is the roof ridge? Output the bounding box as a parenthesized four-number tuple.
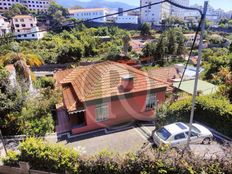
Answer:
(78, 61, 113, 100)
(112, 61, 169, 87)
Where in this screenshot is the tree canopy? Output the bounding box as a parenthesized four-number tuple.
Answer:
(3, 4, 30, 19)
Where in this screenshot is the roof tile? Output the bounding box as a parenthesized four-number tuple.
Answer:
(55, 61, 168, 112)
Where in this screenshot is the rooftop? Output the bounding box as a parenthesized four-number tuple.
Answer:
(12, 15, 35, 19)
(173, 79, 218, 95)
(54, 61, 168, 113)
(69, 8, 108, 14)
(147, 66, 180, 91)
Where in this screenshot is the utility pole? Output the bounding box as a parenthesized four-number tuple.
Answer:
(0, 129, 8, 156)
(186, 1, 208, 149)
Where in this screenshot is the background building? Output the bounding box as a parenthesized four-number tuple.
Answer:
(115, 15, 138, 24)
(171, 0, 190, 18)
(0, 16, 11, 36)
(0, 0, 52, 13)
(12, 15, 46, 40)
(69, 8, 109, 23)
(115, 8, 138, 24)
(140, 0, 171, 24)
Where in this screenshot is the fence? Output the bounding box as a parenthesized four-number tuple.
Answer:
(0, 162, 58, 174)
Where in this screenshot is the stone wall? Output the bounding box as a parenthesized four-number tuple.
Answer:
(0, 162, 58, 174)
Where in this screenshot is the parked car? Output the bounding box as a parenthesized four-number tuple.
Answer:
(153, 122, 213, 147)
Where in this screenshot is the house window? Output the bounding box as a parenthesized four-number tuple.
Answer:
(96, 103, 109, 122)
(145, 93, 157, 111)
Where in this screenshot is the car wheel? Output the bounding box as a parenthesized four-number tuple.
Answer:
(202, 137, 211, 145)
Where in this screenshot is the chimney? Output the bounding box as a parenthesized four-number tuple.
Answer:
(121, 75, 134, 91)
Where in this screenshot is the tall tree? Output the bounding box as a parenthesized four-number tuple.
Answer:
(140, 23, 151, 37)
(122, 34, 131, 56)
(167, 29, 177, 55)
(155, 35, 168, 62)
(47, 2, 69, 30)
(3, 4, 30, 19)
(0, 42, 43, 84)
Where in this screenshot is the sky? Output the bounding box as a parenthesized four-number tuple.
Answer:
(84, 0, 232, 11)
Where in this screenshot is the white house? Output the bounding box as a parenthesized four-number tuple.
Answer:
(140, 0, 171, 24)
(12, 15, 46, 40)
(0, 16, 11, 36)
(0, 0, 52, 12)
(115, 15, 138, 24)
(184, 33, 200, 47)
(69, 8, 109, 23)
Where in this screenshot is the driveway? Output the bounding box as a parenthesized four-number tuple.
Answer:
(53, 122, 157, 155)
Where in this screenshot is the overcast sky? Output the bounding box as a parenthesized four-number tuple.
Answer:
(82, 0, 232, 11)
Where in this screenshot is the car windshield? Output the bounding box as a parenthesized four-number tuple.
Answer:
(156, 127, 171, 141)
(186, 124, 201, 134)
(192, 125, 201, 133)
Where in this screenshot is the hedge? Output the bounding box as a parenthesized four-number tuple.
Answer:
(3, 138, 232, 174)
(167, 95, 232, 137)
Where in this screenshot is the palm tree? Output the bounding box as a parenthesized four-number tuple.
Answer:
(0, 42, 43, 86)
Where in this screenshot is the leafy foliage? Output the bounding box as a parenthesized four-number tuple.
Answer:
(46, 2, 69, 30)
(3, 138, 232, 174)
(0, 66, 25, 135)
(3, 4, 30, 19)
(202, 49, 232, 101)
(167, 95, 232, 137)
(140, 23, 151, 37)
(142, 28, 186, 65)
(34, 77, 55, 89)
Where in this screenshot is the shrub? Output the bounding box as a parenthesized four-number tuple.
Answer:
(3, 138, 232, 174)
(18, 138, 79, 173)
(2, 150, 20, 167)
(35, 77, 55, 89)
(167, 95, 232, 137)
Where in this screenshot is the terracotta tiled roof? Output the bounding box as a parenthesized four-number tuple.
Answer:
(13, 15, 35, 19)
(129, 40, 145, 53)
(147, 66, 180, 91)
(55, 61, 168, 112)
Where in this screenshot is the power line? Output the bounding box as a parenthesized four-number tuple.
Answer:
(0, 0, 203, 41)
(177, 16, 204, 89)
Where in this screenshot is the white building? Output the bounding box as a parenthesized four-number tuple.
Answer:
(115, 15, 138, 24)
(12, 15, 46, 40)
(171, 0, 190, 18)
(69, 8, 109, 23)
(0, 0, 52, 13)
(184, 33, 200, 47)
(0, 16, 11, 36)
(140, 0, 171, 24)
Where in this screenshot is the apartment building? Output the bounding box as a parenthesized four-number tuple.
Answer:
(12, 15, 45, 40)
(115, 15, 138, 24)
(0, 0, 52, 12)
(171, 0, 190, 18)
(0, 16, 11, 36)
(69, 8, 109, 23)
(140, 0, 171, 24)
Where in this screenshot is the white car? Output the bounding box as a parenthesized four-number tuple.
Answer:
(153, 122, 213, 147)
